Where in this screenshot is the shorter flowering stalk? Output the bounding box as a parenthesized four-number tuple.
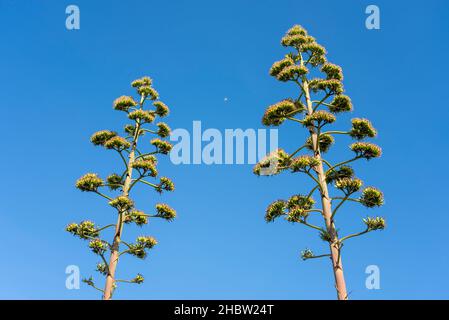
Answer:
(67, 76, 177, 299)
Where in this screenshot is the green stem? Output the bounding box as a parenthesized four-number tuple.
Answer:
(322, 130, 349, 135)
(95, 191, 113, 201)
(339, 229, 369, 243)
(325, 157, 361, 175)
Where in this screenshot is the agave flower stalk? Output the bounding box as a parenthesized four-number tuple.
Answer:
(67, 76, 176, 300)
(255, 25, 385, 300)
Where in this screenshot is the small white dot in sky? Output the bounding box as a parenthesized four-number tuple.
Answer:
(224, 97, 229, 102)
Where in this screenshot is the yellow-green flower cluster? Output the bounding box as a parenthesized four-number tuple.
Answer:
(262, 99, 304, 126)
(335, 178, 363, 194)
(155, 203, 176, 221)
(151, 138, 173, 154)
(326, 166, 354, 184)
(124, 210, 148, 226)
(109, 196, 134, 211)
(350, 142, 382, 159)
(89, 239, 108, 255)
(96, 263, 108, 275)
(302, 110, 336, 127)
(306, 133, 334, 153)
(328, 95, 352, 113)
(156, 122, 171, 138)
(290, 155, 320, 172)
(128, 110, 155, 123)
(131, 274, 144, 284)
(91, 130, 117, 146)
(253, 149, 291, 176)
(138, 86, 159, 100)
(131, 76, 152, 88)
(76, 173, 104, 192)
(158, 177, 175, 192)
(269, 57, 295, 77)
(104, 136, 131, 151)
(308, 78, 343, 95)
(132, 159, 158, 177)
(106, 173, 123, 191)
(66, 220, 99, 239)
(360, 187, 384, 207)
(349, 118, 377, 140)
(363, 217, 386, 230)
(265, 200, 287, 222)
(321, 63, 343, 81)
(301, 249, 314, 260)
(113, 96, 137, 111)
(153, 101, 169, 117)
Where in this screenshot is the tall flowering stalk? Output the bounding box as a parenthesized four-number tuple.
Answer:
(67, 76, 176, 300)
(255, 25, 385, 300)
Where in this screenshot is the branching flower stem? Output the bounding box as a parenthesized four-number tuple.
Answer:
(103, 96, 145, 300)
(299, 54, 348, 300)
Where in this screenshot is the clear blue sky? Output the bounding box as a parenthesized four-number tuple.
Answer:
(0, 0, 448, 299)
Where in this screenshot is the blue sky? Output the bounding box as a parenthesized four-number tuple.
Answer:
(0, 0, 448, 299)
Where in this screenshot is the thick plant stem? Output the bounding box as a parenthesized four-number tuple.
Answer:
(302, 72, 348, 300)
(103, 107, 143, 300)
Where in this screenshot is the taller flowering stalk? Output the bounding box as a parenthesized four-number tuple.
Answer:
(255, 25, 385, 300)
(67, 76, 176, 300)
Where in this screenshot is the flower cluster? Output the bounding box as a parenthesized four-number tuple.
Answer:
(265, 200, 286, 222)
(89, 239, 108, 255)
(127, 236, 158, 259)
(91, 130, 117, 146)
(335, 178, 363, 194)
(306, 134, 334, 153)
(106, 173, 123, 191)
(350, 142, 382, 159)
(113, 96, 137, 111)
(132, 159, 158, 177)
(321, 63, 343, 81)
(131, 76, 152, 88)
(326, 166, 354, 184)
(360, 187, 384, 207)
(290, 155, 320, 172)
(363, 217, 386, 231)
(158, 177, 175, 192)
(153, 101, 169, 117)
(301, 249, 314, 260)
(109, 196, 134, 211)
(253, 149, 291, 176)
(96, 263, 108, 275)
(104, 136, 131, 151)
(155, 204, 176, 221)
(131, 274, 144, 284)
(302, 110, 336, 127)
(66, 221, 99, 239)
(262, 99, 304, 126)
(328, 95, 352, 113)
(76, 173, 104, 192)
(124, 210, 148, 226)
(349, 118, 377, 140)
(150, 138, 173, 154)
(156, 122, 171, 138)
(277, 65, 309, 82)
(128, 110, 155, 123)
(308, 78, 343, 95)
